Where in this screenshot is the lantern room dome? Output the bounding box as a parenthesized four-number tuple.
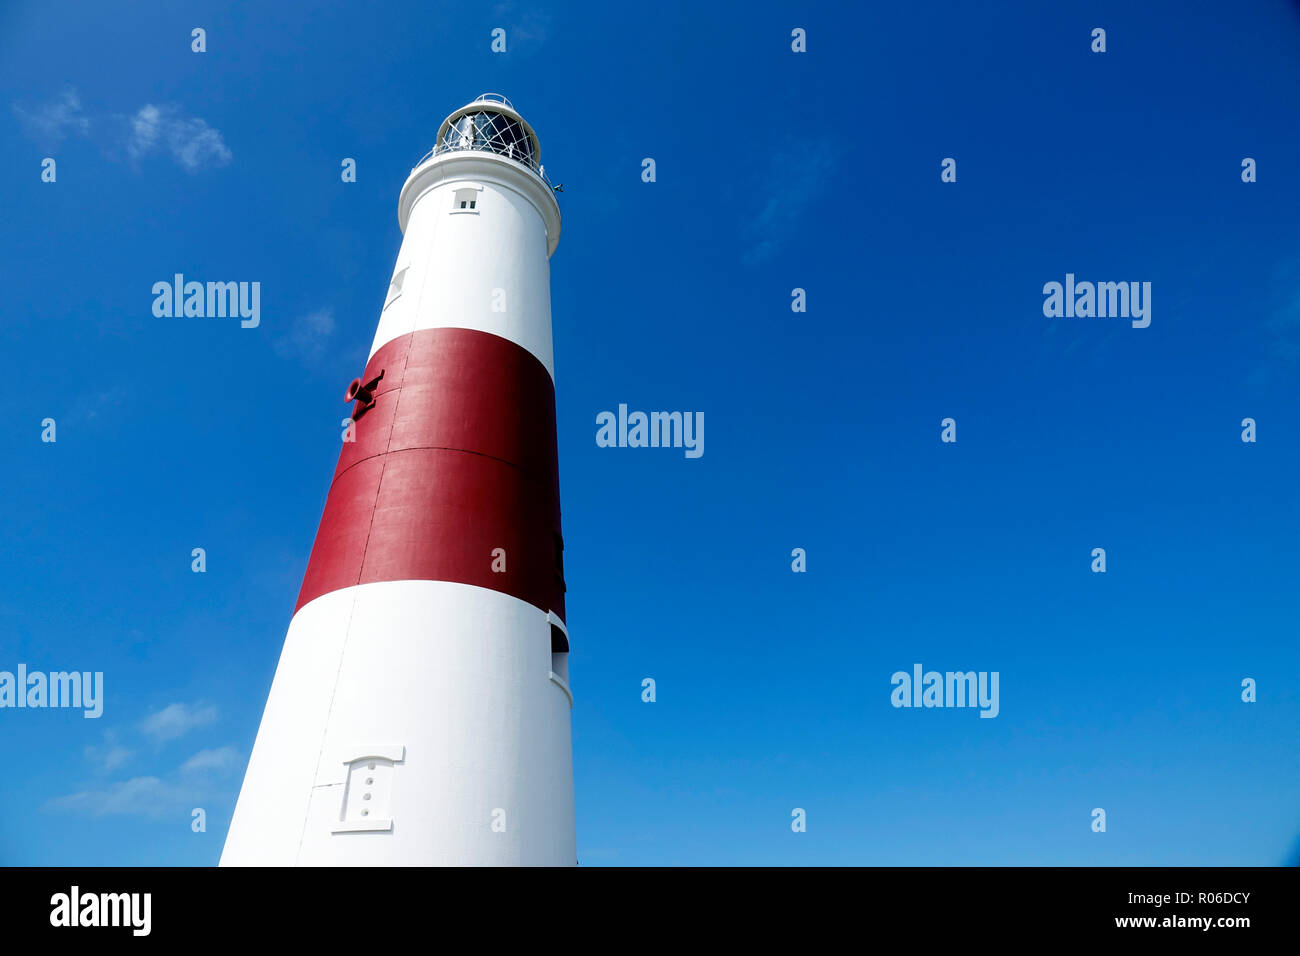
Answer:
(424, 93, 547, 185)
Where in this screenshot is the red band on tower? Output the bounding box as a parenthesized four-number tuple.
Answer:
(295, 327, 565, 622)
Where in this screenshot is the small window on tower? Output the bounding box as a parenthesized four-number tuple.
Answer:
(384, 267, 407, 310)
(552, 531, 565, 595)
(452, 186, 481, 214)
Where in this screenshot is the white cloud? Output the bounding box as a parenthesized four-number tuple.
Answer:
(1265, 256, 1300, 361)
(1248, 253, 1300, 387)
(139, 702, 218, 742)
(50, 742, 242, 819)
(274, 308, 336, 365)
(492, 3, 551, 49)
(127, 104, 162, 162)
(51, 705, 241, 818)
(126, 104, 232, 172)
(13, 88, 231, 172)
(744, 142, 838, 265)
(12, 88, 90, 147)
(70, 385, 128, 424)
(84, 730, 131, 772)
(180, 746, 241, 775)
(45, 776, 188, 819)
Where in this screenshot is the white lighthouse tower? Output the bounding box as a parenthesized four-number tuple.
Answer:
(221, 94, 574, 866)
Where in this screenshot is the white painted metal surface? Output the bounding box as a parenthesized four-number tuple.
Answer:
(221, 580, 575, 866)
(370, 148, 561, 375)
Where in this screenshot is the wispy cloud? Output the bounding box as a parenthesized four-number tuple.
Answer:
(69, 385, 128, 425)
(743, 141, 838, 265)
(45, 776, 188, 819)
(84, 729, 131, 772)
(45, 745, 241, 819)
(11, 88, 231, 172)
(1264, 256, 1300, 361)
(49, 736, 240, 819)
(139, 702, 218, 743)
(273, 308, 336, 366)
(1248, 253, 1300, 387)
(11, 87, 89, 148)
(179, 746, 241, 775)
(492, 2, 551, 50)
(124, 104, 232, 172)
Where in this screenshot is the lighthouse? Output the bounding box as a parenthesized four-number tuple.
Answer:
(221, 94, 574, 866)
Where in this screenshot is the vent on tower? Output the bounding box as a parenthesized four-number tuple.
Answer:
(331, 745, 405, 834)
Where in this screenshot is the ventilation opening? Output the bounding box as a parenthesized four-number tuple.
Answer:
(331, 745, 405, 833)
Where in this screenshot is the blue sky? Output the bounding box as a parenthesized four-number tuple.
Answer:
(2, 0, 1298, 865)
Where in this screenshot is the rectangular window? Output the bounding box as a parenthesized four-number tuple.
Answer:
(549, 651, 572, 707)
(383, 267, 407, 310)
(452, 186, 481, 213)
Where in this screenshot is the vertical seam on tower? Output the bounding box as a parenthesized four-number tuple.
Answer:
(293, 333, 415, 863)
(357, 330, 414, 578)
(292, 586, 359, 864)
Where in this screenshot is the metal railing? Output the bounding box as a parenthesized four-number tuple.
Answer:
(410, 140, 553, 189)
(410, 96, 555, 189)
(471, 92, 515, 108)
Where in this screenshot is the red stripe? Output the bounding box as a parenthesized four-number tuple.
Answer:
(295, 328, 566, 627)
